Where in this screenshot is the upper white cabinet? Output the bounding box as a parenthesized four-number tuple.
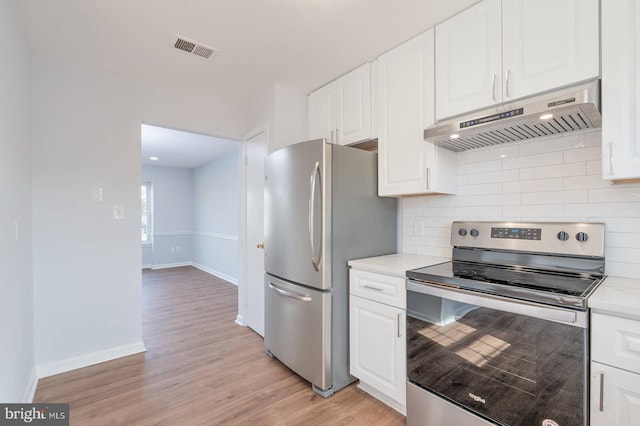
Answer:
(435, 0, 600, 120)
(308, 63, 372, 145)
(377, 29, 456, 197)
(435, 0, 502, 120)
(601, 0, 640, 181)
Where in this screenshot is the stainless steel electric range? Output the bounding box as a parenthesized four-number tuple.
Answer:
(405, 221, 606, 426)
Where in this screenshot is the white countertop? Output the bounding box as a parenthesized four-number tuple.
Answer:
(589, 275, 640, 319)
(348, 253, 449, 278)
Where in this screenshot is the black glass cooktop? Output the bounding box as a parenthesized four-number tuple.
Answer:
(407, 260, 605, 309)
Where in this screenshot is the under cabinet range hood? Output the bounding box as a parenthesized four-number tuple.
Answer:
(424, 80, 601, 152)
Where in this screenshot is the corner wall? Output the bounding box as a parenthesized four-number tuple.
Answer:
(31, 57, 245, 375)
(0, 0, 36, 402)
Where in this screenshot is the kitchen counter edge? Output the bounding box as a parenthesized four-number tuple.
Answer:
(348, 253, 449, 278)
(589, 275, 640, 320)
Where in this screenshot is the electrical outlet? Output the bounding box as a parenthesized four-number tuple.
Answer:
(113, 205, 125, 220)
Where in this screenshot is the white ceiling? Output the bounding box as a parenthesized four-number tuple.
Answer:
(141, 124, 238, 168)
(18, 0, 480, 110)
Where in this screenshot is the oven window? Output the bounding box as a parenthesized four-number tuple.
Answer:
(407, 291, 586, 426)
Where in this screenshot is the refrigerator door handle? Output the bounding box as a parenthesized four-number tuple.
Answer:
(309, 161, 323, 272)
(268, 282, 312, 302)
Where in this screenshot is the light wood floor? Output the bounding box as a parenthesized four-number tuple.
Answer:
(34, 266, 405, 425)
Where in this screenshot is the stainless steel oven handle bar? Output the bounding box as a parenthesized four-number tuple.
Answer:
(407, 280, 587, 328)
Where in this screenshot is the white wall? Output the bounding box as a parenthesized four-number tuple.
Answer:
(192, 150, 241, 283)
(141, 165, 193, 267)
(0, 0, 35, 402)
(31, 57, 245, 374)
(402, 130, 640, 279)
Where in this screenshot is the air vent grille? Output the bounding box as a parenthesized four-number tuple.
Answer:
(172, 35, 218, 60)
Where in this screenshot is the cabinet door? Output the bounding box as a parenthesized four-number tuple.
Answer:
(308, 83, 336, 142)
(602, 0, 640, 181)
(336, 63, 372, 145)
(590, 362, 640, 426)
(350, 295, 405, 406)
(502, 0, 599, 102)
(435, 0, 502, 120)
(378, 30, 435, 196)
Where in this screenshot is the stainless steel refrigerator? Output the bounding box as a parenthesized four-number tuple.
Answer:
(264, 138, 397, 397)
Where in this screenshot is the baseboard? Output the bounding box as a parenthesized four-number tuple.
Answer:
(141, 264, 152, 269)
(235, 314, 245, 326)
(22, 367, 39, 403)
(192, 262, 239, 285)
(36, 341, 146, 379)
(150, 262, 191, 270)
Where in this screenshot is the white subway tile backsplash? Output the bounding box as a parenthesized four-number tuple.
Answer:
(454, 206, 503, 218)
(564, 175, 611, 190)
(457, 183, 502, 195)
(467, 145, 519, 163)
(503, 178, 563, 193)
(518, 133, 587, 155)
(522, 190, 588, 205)
(564, 203, 640, 218)
(588, 186, 640, 203)
(468, 193, 521, 206)
(519, 162, 586, 180)
(586, 160, 602, 175)
(503, 152, 562, 170)
(564, 146, 602, 163)
(458, 159, 502, 175)
(502, 204, 564, 218)
(401, 130, 640, 279)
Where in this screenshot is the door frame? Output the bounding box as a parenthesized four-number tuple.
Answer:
(237, 124, 269, 327)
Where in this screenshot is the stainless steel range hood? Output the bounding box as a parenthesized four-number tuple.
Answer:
(424, 80, 601, 152)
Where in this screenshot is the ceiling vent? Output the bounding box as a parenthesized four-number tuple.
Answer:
(172, 35, 218, 60)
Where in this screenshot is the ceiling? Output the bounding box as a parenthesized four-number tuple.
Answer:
(18, 0, 479, 110)
(141, 124, 238, 168)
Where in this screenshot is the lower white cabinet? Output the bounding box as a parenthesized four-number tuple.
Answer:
(590, 362, 640, 426)
(349, 269, 406, 414)
(590, 312, 640, 425)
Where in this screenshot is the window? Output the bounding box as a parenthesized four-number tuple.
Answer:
(141, 182, 152, 243)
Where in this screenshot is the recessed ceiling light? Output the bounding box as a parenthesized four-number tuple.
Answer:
(451, 134, 460, 139)
(540, 113, 554, 120)
(149, 156, 159, 161)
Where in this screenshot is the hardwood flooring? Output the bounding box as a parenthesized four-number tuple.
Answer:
(34, 266, 405, 425)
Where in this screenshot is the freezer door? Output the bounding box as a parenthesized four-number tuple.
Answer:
(264, 139, 331, 290)
(264, 274, 332, 390)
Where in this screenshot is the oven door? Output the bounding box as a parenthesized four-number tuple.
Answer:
(406, 280, 588, 426)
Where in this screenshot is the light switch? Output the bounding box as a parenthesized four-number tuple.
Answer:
(113, 205, 125, 220)
(92, 187, 103, 202)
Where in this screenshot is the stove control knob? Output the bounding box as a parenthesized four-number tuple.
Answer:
(557, 231, 569, 241)
(470, 229, 479, 237)
(458, 228, 467, 236)
(576, 232, 589, 242)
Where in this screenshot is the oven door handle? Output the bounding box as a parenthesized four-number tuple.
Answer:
(407, 280, 587, 328)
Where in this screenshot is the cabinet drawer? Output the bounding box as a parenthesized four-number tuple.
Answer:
(592, 313, 640, 373)
(349, 269, 405, 309)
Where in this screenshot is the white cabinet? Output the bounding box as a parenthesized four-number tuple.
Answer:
(591, 312, 640, 425)
(435, 0, 502, 119)
(308, 63, 372, 145)
(377, 29, 456, 197)
(435, 0, 600, 120)
(601, 0, 640, 181)
(349, 268, 406, 414)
